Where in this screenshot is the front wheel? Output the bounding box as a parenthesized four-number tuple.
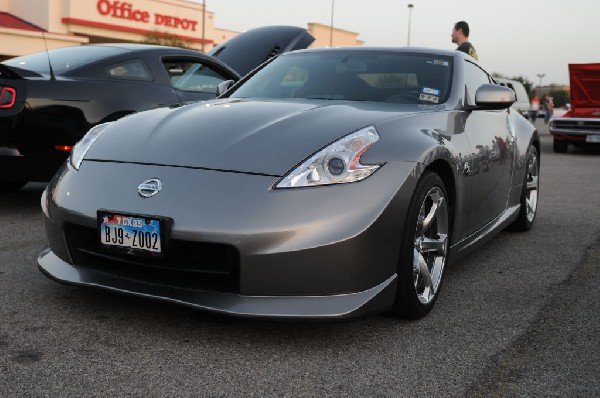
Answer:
(509, 144, 539, 231)
(392, 171, 450, 319)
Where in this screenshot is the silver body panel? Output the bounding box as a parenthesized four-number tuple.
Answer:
(39, 48, 538, 318)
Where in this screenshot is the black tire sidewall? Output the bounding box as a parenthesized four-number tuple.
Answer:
(510, 144, 539, 231)
(394, 171, 449, 319)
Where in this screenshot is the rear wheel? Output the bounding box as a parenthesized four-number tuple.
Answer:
(509, 144, 539, 231)
(553, 139, 568, 153)
(393, 171, 450, 319)
(0, 180, 28, 193)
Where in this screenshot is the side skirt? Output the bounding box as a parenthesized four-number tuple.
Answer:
(448, 204, 520, 264)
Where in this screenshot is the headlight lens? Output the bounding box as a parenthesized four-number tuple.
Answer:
(70, 122, 113, 170)
(275, 126, 381, 189)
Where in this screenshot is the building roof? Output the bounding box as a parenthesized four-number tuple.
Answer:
(0, 12, 45, 32)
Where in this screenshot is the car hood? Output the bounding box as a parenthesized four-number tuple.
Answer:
(85, 99, 419, 175)
(209, 26, 315, 77)
(568, 63, 600, 117)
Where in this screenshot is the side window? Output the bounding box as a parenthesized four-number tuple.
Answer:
(463, 61, 492, 106)
(106, 59, 152, 81)
(164, 60, 230, 94)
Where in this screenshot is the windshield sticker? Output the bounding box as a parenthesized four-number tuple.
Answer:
(433, 60, 449, 66)
(421, 87, 441, 96)
(419, 93, 440, 103)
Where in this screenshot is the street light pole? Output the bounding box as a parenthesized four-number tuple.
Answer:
(537, 73, 545, 88)
(330, 0, 335, 47)
(407, 4, 414, 46)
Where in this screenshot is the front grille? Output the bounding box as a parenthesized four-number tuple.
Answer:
(64, 223, 240, 293)
(551, 118, 600, 134)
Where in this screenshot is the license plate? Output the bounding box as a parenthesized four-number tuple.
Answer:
(585, 135, 600, 143)
(98, 211, 163, 254)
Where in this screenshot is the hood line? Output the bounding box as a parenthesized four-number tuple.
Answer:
(84, 159, 282, 178)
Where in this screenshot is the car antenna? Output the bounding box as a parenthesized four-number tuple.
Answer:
(41, 31, 56, 81)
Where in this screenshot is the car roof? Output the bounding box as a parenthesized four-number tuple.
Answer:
(89, 43, 189, 52)
(495, 78, 522, 85)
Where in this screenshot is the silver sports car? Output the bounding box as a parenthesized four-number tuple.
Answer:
(38, 47, 540, 319)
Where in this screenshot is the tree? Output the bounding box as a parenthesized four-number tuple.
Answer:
(141, 31, 196, 50)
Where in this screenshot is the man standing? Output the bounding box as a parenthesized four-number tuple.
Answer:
(542, 94, 554, 124)
(531, 95, 540, 123)
(451, 21, 478, 60)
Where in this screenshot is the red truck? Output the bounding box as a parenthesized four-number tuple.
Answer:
(549, 63, 600, 152)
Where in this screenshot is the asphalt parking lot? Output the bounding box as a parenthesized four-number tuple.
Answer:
(1, 120, 599, 397)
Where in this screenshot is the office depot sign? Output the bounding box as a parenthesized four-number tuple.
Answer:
(96, 0, 199, 31)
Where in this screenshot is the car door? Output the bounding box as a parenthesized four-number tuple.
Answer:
(462, 60, 514, 235)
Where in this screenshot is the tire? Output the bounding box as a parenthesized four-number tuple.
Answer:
(392, 171, 450, 319)
(0, 180, 28, 193)
(509, 144, 539, 231)
(553, 139, 568, 153)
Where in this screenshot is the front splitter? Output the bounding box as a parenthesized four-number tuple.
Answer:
(38, 246, 398, 319)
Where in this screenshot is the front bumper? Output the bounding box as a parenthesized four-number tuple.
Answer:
(549, 117, 600, 142)
(39, 160, 418, 318)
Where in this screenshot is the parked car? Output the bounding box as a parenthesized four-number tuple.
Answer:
(549, 63, 600, 152)
(39, 47, 540, 320)
(495, 78, 531, 119)
(0, 26, 314, 192)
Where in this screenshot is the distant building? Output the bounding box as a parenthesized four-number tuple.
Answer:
(307, 23, 364, 48)
(0, 0, 364, 61)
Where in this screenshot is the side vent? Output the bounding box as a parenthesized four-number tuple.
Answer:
(268, 45, 282, 59)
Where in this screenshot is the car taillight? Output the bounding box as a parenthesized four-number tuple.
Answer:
(54, 145, 73, 152)
(0, 87, 16, 109)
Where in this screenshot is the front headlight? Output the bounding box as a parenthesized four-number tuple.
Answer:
(70, 122, 113, 170)
(275, 126, 381, 189)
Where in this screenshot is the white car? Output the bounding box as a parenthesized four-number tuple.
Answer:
(496, 78, 531, 119)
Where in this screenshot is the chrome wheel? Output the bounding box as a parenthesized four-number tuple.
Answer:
(525, 152, 539, 223)
(413, 186, 449, 305)
(509, 144, 540, 232)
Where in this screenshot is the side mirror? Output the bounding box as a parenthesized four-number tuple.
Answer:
(475, 84, 515, 110)
(216, 80, 235, 97)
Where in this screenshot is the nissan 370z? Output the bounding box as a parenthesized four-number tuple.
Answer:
(38, 47, 540, 319)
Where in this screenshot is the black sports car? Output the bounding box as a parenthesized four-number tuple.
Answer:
(0, 26, 314, 191)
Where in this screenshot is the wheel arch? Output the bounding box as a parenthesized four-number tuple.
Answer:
(424, 159, 456, 236)
(531, 133, 540, 162)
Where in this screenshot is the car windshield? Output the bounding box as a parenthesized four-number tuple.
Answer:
(3, 46, 128, 76)
(231, 51, 453, 104)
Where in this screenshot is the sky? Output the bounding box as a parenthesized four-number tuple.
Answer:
(198, 0, 600, 86)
